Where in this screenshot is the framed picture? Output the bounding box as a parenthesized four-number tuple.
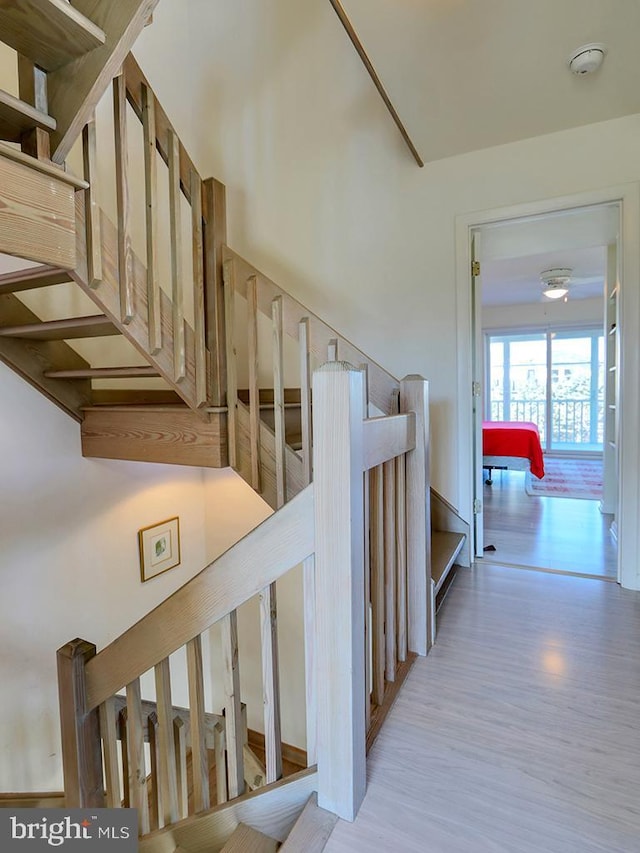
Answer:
(138, 517, 181, 582)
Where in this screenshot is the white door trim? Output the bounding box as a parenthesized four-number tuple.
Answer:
(455, 184, 640, 590)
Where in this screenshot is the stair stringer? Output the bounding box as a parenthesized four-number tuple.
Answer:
(431, 487, 471, 567)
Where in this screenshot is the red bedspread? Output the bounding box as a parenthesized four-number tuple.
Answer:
(482, 421, 545, 479)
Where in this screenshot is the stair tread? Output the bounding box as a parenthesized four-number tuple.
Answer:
(432, 530, 466, 592)
(0, 88, 56, 143)
(44, 366, 160, 379)
(280, 794, 338, 852)
(0, 315, 119, 341)
(221, 823, 279, 853)
(0, 0, 106, 72)
(0, 265, 71, 296)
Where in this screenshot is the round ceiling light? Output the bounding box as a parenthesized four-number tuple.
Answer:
(568, 43, 606, 75)
(541, 267, 572, 300)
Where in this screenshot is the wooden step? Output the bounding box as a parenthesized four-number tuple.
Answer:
(90, 389, 185, 406)
(221, 823, 279, 853)
(0, 265, 71, 296)
(431, 530, 466, 594)
(43, 366, 160, 379)
(0, 89, 56, 143)
(0, 0, 106, 72)
(0, 315, 119, 341)
(280, 794, 338, 852)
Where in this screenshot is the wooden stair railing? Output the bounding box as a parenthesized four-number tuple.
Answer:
(57, 361, 427, 841)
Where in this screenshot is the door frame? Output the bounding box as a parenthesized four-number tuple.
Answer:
(455, 184, 640, 590)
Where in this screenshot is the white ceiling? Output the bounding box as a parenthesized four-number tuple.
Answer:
(478, 203, 618, 307)
(340, 0, 640, 163)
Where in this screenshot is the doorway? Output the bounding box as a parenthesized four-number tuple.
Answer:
(456, 188, 640, 588)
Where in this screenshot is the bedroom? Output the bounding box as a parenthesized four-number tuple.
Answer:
(472, 203, 619, 580)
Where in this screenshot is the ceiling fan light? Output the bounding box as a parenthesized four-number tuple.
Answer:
(543, 283, 569, 300)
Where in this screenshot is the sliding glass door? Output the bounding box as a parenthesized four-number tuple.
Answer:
(486, 328, 604, 453)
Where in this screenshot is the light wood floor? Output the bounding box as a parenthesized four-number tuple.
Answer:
(325, 565, 640, 853)
(483, 469, 617, 578)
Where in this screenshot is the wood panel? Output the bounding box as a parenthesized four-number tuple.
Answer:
(0, 0, 106, 72)
(247, 276, 261, 490)
(0, 315, 117, 340)
(0, 88, 56, 143)
(383, 459, 396, 682)
(362, 413, 415, 470)
(81, 407, 227, 468)
(154, 658, 179, 826)
(113, 73, 134, 324)
(72, 193, 200, 407)
(222, 248, 397, 416)
(49, 0, 160, 164)
(191, 171, 207, 405)
(260, 585, 283, 784)
(369, 465, 385, 707)
(82, 119, 103, 288)
(168, 129, 185, 381)
(141, 83, 161, 354)
(223, 259, 238, 467)
(0, 793, 66, 809)
(0, 265, 71, 296)
(0, 151, 75, 268)
(0, 293, 91, 420)
(203, 178, 227, 408)
(126, 678, 150, 834)
(280, 793, 338, 852)
(222, 611, 244, 800)
(138, 769, 318, 853)
(84, 485, 315, 711)
(187, 636, 211, 813)
(0, 140, 87, 189)
(221, 823, 278, 852)
(99, 697, 121, 808)
(298, 318, 313, 485)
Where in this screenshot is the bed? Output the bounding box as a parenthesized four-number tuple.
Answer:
(482, 421, 545, 484)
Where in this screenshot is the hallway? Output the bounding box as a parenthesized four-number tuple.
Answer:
(325, 565, 640, 852)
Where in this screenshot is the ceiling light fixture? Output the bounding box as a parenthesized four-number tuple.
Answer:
(541, 268, 572, 300)
(568, 43, 606, 75)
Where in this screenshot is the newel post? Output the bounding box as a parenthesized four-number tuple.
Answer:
(312, 361, 366, 822)
(57, 639, 105, 808)
(399, 375, 431, 655)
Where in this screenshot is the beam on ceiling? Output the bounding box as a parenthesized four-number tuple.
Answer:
(328, 0, 424, 167)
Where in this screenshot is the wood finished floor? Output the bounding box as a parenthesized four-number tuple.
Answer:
(325, 565, 640, 853)
(483, 469, 617, 578)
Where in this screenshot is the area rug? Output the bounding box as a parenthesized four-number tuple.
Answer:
(525, 456, 603, 500)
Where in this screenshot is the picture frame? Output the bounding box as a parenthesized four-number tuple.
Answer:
(138, 517, 181, 582)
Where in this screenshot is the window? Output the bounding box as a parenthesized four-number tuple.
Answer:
(486, 328, 604, 452)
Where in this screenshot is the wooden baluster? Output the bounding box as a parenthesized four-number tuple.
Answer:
(99, 697, 121, 809)
(260, 585, 283, 783)
(173, 717, 188, 819)
(168, 129, 185, 381)
(383, 459, 397, 682)
(272, 296, 286, 507)
(187, 635, 210, 812)
(203, 178, 227, 408)
(396, 452, 408, 663)
(148, 712, 162, 830)
(82, 117, 102, 288)
(400, 375, 431, 655)
(141, 83, 161, 354)
(113, 73, 134, 324)
(327, 339, 338, 361)
(247, 275, 261, 490)
(299, 318, 313, 485)
(312, 362, 366, 821)
(56, 639, 104, 808)
(221, 611, 244, 798)
(154, 658, 179, 825)
(223, 259, 238, 469)
(300, 318, 317, 765)
(126, 678, 150, 835)
(361, 364, 371, 730)
(118, 708, 130, 808)
(17, 55, 50, 160)
(191, 171, 207, 405)
(213, 720, 228, 805)
(370, 465, 385, 706)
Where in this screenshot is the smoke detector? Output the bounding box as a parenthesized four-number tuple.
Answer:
(541, 268, 572, 300)
(568, 43, 606, 75)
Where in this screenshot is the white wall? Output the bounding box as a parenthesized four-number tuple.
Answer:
(483, 297, 604, 331)
(129, 0, 640, 514)
(0, 362, 212, 791)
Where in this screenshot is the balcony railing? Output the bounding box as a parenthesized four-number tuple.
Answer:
(489, 398, 604, 447)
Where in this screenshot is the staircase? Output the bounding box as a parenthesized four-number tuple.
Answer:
(0, 9, 469, 851)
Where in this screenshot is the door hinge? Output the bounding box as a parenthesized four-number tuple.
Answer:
(474, 498, 482, 514)
(472, 381, 481, 397)
(471, 260, 480, 276)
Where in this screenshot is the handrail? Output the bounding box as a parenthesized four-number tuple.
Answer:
(84, 484, 315, 712)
